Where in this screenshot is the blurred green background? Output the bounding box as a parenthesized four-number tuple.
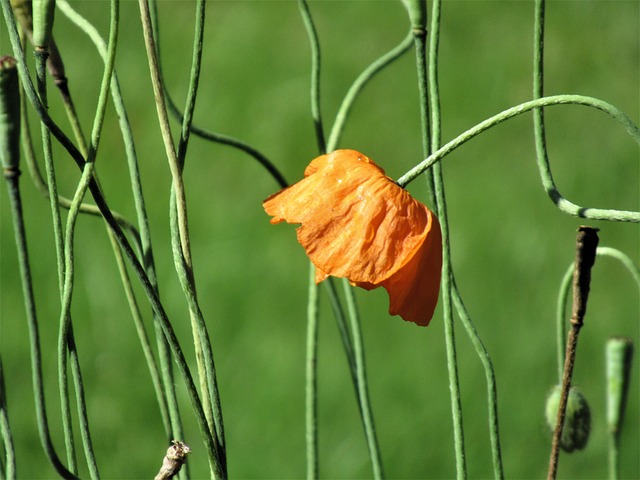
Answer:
(1, 1, 638, 478)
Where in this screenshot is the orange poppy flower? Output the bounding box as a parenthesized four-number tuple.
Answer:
(263, 149, 442, 326)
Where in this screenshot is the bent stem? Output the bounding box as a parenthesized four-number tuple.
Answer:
(138, 1, 226, 475)
(397, 95, 639, 223)
(2, 0, 221, 470)
(57, 0, 183, 443)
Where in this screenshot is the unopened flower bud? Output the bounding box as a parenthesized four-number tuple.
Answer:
(545, 385, 591, 452)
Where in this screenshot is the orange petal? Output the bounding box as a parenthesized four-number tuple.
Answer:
(263, 149, 442, 326)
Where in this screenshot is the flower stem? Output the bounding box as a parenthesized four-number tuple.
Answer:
(547, 227, 599, 480)
(412, 2, 467, 477)
(305, 264, 319, 479)
(397, 95, 639, 223)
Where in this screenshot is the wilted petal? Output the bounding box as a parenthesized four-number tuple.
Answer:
(264, 149, 442, 326)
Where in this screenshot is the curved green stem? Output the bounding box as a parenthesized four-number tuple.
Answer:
(298, 0, 326, 154)
(56, 0, 182, 443)
(2, 0, 219, 469)
(555, 247, 640, 379)
(140, 0, 226, 472)
(327, 30, 414, 151)
(397, 95, 639, 223)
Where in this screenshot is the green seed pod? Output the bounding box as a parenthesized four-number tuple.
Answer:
(606, 336, 634, 436)
(545, 385, 591, 453)
(32, 0, 56, 48)
(0, 56, 21, 171)
(401, 0, 427, 32)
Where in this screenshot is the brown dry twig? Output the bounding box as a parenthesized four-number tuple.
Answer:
(154, 440, 191, 480)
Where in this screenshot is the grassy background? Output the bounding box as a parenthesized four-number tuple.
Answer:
(1, 1, 638, 478)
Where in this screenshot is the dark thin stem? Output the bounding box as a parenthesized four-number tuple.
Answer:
(547, 227, 599, 480)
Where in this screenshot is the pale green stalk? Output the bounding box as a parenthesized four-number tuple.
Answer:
(409, 1, 468, 477)
(327, 31, 414, 151)
(2, 0, 219, 469)
(305, 264, 319, 479)
(56, 1, 122, 476)
(34, 40, 77, 476)
(397, 95, 640, 223)
(0, 359, 16, 480)
(56, 0, 182, 442)
(139, 0, 226, 474)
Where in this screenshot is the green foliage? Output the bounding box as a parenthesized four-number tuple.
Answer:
(0, 1, 638, 479)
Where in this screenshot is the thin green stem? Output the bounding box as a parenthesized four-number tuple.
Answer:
(56, 2, 121, 476)
(138, 2, 227, 476)
(451, 282, 503, 479)
(56, 0, 182, 443)
(555, 264, 573, 382)
(0, 358, 16, 480)
(397, 95, 640, 223)
(556, 247, 640, 383)
(341, 280, 384, 480)
(298, 0, 326, 154)
(322, 280, 358, 399)
(414, 2, 467, 477)
(2, 168, 77, 479)
(305, 264, 319, 480)
(34, 45, 77, 474)
(2, 1, 219, 469)
(327, 30, 413, 151)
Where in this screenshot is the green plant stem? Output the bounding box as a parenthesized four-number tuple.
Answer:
(327, 30, 413, 151)
(34, 44, 78, 474)
(56, 0, 182, 443)
(341, 280, 384, 480)
(322, 279, 358, 402)
(451, 282, 503, 479)
(298, 0, 326, 154)
(56, 2, 121, 477)
(412, 2, 467, 477)
(2, 166, 77, 479)
(138, 2, 227, 476)
(397, 95, 640, 223)
(2, 1, 220, 470)
(298, 4, 324, 477)
(555, 264, 573, 382)
(0, 358, 16, 480)
(305, 264, 319, 480)
(555, 247, 640, 383)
